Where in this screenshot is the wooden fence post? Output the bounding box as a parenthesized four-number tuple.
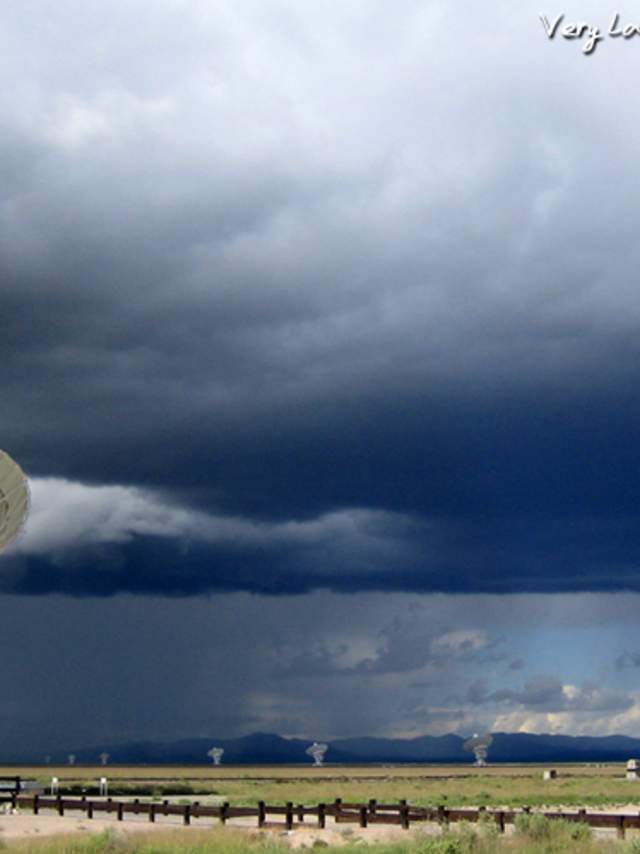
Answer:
(437, 804, 445, 825)
(33, 795, 39, 815)
(318, 803, 326, 829)
(149, 804, 156, 823)
(183, 804, 191, 826)
(498, 811, 505, 833)
(297, 803, 304, 823)
(368, 799, 377, 815)
(57, 797, 64, 817)
(617, 816, 625, 840)
(400, 803, 410, 830)
(117, 803, 124, 821)
(285, 802, 294, 830)
(220, 802, 229, 824)
(87, 802, 93, 819)
(258, 801, 266, 827)
(359, 806, 368, 828)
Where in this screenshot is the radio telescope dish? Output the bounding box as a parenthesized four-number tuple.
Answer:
(305, 742, 328, 766)
(0, 451, 29, 555)
(207, 747, 224, 766)
(464, 733, 493, 766)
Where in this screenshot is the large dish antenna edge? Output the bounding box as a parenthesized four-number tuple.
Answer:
(0, 450, 30, 554)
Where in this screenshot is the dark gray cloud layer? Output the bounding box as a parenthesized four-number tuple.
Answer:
(3, 1, 640, 597)
(2, 591, 638, 753)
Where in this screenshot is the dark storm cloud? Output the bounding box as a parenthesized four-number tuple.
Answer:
(616, 652, 640, 671)
(7, 502, 640, 596)
(466, 675, 633, 714)
(1, 589, 640, 751)
(4, 1, 640, 596)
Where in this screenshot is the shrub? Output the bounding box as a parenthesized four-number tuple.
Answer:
(515, 812, 553, 840)
(416, 835, 466, 854)
(514, 812, 592, 847)
(476, 812, 499, 843)
(82, 828, 128, 853)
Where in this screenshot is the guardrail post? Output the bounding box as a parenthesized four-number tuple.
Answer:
(149, 804, 156, 823)
(617, 816, 625, 839)
(183, 804, 191, 826)
(400, 803, 410, 830)
(57, 797, 64, 817)
(117, 803, 124, 821)
(87, 802, 93, 819)
(33, 795, 39, 815)
(297, 803, 304, 823)
(318, 803, 326, 829)
(359, 806, 368, 828)
(285, 802, 294, 830)
(258, 801, 266, 827)
(220, 802, 229, 824)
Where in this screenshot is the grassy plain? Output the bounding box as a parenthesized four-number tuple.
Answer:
(3, 763, 640, 809)
(3, 767, 640, 852)
(0, 821, 637, 854)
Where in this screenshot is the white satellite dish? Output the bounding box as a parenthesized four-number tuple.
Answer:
(464, 733, 493, 766)
(0, 450, 29, 554)
(306, 742, 328, 767)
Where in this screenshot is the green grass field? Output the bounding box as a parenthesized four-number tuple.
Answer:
(0, 819, 638, 854)
(3, 766, 640, 852)
(3, 763, 640, 809)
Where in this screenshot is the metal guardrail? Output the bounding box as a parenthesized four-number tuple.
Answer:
(5, 795, 640, 839)
(0, 777, 20, 803)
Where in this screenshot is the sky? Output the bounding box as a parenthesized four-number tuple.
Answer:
(3, 0, 640, 757)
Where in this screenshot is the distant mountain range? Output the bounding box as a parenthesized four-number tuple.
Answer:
(11, 731, 640, 765)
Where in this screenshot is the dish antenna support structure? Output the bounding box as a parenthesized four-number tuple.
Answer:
(0, 451, 29, 555)
(306, 742, 328, 766)
(463, 733, 493, 766)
